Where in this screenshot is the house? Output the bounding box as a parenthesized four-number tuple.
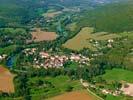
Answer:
(0, 54, 7, 61)
(107, 44, 112, 48)
(40, 52, 50, 58)
(108, 39, 114, 43)
(0, 55, 3, 60)
(70, 54, 80, 62)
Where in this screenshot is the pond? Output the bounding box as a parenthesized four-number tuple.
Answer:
(6, 56, 15, 68)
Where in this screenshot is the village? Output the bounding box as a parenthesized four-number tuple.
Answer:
(22, 48, 91, 69)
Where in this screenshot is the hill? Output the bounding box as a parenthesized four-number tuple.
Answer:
(0, 0, 43, 27)
(78, 1, 133, 32)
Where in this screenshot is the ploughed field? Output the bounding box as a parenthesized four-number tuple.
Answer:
(0, 65, 14, 93)
(31, 28, 57, 42)
(48, 91, 97, 100)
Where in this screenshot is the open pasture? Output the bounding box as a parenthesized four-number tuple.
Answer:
(99, 68, 133, 83)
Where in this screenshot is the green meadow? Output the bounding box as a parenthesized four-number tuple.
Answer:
(100, 68, 133, 83)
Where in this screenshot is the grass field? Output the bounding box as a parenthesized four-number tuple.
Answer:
(105, 94, 124, 100)
(0, 65, 14, 93)
(29, 75, 83, 100)
(99, 68, 133, 83)
(63, 27, 120, 51)
(31, 28, 57, 42)
(48, 91, 98, 100)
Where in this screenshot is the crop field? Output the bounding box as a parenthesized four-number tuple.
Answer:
(0, 65, 14, 93)
(31, 28, 57, 42)
(99, 68, 133, 83)
(63, 27, 120, 51)
(48, 91, 97, 100)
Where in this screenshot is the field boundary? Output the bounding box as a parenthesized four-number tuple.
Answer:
(87, 88, 104, 100)
(80, 79, 104, 100)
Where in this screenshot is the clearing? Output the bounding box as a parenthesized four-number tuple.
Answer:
(48, 91, 98, 100)
(121, 83, 133, 96)
(63, 27, 120, 51)
(0, 65, 14, 93)
(31, 28, 57, 42)
(43, 11, 62, 18)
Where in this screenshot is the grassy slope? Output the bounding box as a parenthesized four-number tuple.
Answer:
(0, 0, 39, 27)
(0, 0, 26, 26)
(100, 68, 133, 83)
(63, 27, 120, 51)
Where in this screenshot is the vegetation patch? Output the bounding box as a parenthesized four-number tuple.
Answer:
(0, 28, 29, 47)
(28, 75, 82, 99)
(64, 61, 79, 70)
(0, 45, 17, 55)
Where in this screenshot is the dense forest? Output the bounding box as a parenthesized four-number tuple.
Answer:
(78, 1, 133, 32)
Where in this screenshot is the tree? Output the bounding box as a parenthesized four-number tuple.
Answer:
(65, 85, 73, 92)
(36, 79, 44, 86)
(15, 73, 31, 100)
